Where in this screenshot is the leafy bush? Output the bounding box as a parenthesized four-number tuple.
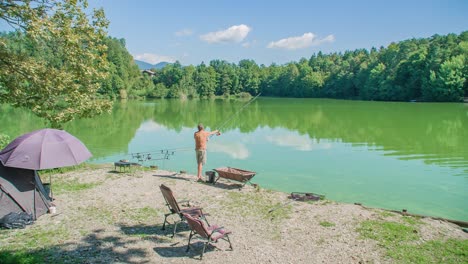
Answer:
(0, 134, 10, 149)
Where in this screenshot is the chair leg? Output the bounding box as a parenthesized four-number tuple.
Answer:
(172, 221, 179, 238)
(201, 241, 208, 259)
(162, 214, 168, 230)
(186, 231, 193, 252)
(226, 234, 233, 250)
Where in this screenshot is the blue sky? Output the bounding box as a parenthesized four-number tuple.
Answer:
(3, 0, 468, 65)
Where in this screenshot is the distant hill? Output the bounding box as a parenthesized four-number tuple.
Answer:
(134, 60, 170, 70)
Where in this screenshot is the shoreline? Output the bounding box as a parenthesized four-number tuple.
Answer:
(1, 165, 467, 263)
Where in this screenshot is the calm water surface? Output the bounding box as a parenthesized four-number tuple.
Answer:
(1, 98, 467, 221)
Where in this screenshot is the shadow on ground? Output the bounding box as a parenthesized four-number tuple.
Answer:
(153, 173, 192, 182)
(0, 228, 151, 264)
(153, 241, 218, 260)
(0, 222, 203, 264)
(119, 223, 191, 240)
(202, 181, 247, 191)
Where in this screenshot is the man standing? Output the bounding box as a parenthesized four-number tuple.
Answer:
(194, 123, 220, 181)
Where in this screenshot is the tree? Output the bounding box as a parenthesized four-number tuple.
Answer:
(103, 37, 144, 99)
(423, 55, 466, 101)
(194, 64, 216, 97)
(0, 0, 112, 128)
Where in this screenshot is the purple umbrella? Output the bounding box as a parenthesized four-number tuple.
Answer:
(0, 129, 92, 170)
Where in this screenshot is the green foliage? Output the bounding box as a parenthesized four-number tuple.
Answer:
(0, 133, 10, 149)
(357, 219, 468, 263)
(145, 31, 466, 102)
(423, 55, 466, 101)
(0, 0, 113, 128)
(101, 37, 152, 99)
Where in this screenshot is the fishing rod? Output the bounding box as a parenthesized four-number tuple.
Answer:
(129, 93, 262, 156)
(112, 94, 263, 162)
(213, 92, 262, 135)
(116, 147, 194, 163)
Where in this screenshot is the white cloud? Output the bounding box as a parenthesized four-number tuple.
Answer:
(137, 120, 165, 132)
(210, 142, 250, 160)
(200, 24, 251, 44)
(267, 33, 335, 50)
(175, 29, 193, 37)
(133, 53, 176, 64)
(265, 134, 332, 151)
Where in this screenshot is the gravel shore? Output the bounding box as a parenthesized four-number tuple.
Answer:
(29, 166, 468, 263)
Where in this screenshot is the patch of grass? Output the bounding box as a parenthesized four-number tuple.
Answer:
(401, 215, 423, 226)
(221, 191, 292, 222)
(318, 199, 333, 205)
(388, 238, 468, 263)
(40, 163, 100, 176)
(0, 250, 46, 264)
(357, 220, 419, 244)
(319, 221, 335, 227)
(378, 211, 395, 218)
(0, 224, 71, 264)
(76, 205, 161, 226)
(79, 206, 114, 225)
(123, 206, 161, 223)
(105, 173, 125, 180)
(136, 166, 154, 172)
(220, 191, 292, 239)
(53, 178, 101, 195)
(316, 237, 326, 245)
(357, 220, 468, 263)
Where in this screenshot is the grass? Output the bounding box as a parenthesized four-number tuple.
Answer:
(0, 250, 46, 264)
(357, 219, 468, 263)
(52, 178, 101, 195)
(319, 221, 336, 227)
(76, 205, 161, 226)
(221, 191, 292, 221)
(401, 215, 423, 225)
(0, 225, 71, 249)
(0, 204, 162, 263)
(121, 206, 161, 223)
(40, 163, 105, 195)
(220, 190, 292, 240)
(0, 224, 72, 264)
(378, 210, 396, 218)
(40, 163, 101, 176)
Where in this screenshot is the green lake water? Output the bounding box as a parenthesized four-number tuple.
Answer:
(1, 98, 467, 221)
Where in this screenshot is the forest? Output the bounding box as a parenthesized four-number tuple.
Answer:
(141, 31, 467, 102)
(0, 0, 466, 130)
(2, 31, 467, 105)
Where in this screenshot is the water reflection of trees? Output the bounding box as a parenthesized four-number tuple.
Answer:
(2, 99, 467, 171)
(64, 102, 154, 159)
(150, 99, 468, 171)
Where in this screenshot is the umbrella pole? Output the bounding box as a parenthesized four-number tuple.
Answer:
(33, 182, 37, 220)
(49, 174, 53, 200)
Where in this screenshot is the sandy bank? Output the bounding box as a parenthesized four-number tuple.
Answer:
(3, 165, 467, 263)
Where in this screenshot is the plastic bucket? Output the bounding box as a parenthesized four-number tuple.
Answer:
(205, 171, 216, 184)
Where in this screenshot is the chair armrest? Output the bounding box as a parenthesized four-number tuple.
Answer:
(212, 226, 225, 233)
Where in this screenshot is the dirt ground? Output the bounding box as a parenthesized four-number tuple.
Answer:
(28, 165, 468, 263)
